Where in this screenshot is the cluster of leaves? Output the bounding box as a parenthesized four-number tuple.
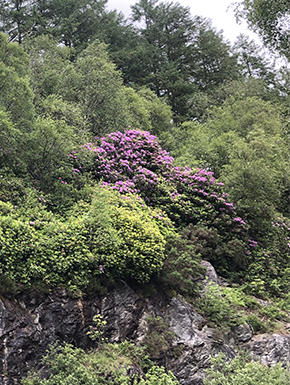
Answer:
(86, 314, 107, 342)
(196, 282, 289, 332)
(236, 0, 290, 60)
(160, 225, 205, 297)
(142, 316, 175, 360)
(0, 187, 167, 291)
(22, 342, 178, 385)
(196, 283, 249, 328)
(204, 353, 290, 385)
(242, 215, 290, 297)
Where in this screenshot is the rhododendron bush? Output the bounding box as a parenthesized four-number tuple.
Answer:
(72, 130, 252, 274)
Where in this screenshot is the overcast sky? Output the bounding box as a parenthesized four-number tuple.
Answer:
(106, 0, 261, 45)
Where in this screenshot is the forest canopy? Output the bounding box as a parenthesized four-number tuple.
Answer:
(0, 0, 290, 298)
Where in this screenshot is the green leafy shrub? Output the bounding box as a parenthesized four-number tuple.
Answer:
(160, 225, 206, 297)
(246, 314, 267, 334)
(0, 187, 167, 290)
(243, 215, 290, 297)
(22, 342, 178, 385)
(136, 366, 179, 385)
(196, 283, 248, 328)
(0, 169, 26, 205)
(196, 283, 288, 332)
(142, 316, 175, 359)
(204, 353, 290, 385)
(86, 314, 107, 342)
(99, 191, 167, 283)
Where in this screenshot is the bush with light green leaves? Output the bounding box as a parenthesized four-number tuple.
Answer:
(0, 187, 168, 291)
(22, 342, 179, 385)
(204, 353, 290, 385)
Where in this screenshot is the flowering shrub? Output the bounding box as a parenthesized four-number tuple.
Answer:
(73, 130, 245, 228)
(73, 130, 252, 274)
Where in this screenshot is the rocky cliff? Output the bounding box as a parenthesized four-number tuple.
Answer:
(1, 263, 290, 384)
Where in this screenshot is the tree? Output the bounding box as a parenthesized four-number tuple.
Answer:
(38, 0, 109, 49)
(0, 33, 34, 130)
(236, 0, 290, 59)
(233, 34, 277, 86)
(130, 0, 197, 120)
(174, 97, 289, 238)
(0, 0, 127, 52)
(24, 35, 73, 103)
(0, 0, 39, 44)
(125, 87, 173, 140)
(189, 21, 240, 92)
(59, 40, 132, 136)
(128, 0, 239, 122)
(19, 117, 78, 189)
(25, 36, 127, 136)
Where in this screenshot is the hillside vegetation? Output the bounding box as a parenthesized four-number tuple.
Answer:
(1, 0, 290, 383)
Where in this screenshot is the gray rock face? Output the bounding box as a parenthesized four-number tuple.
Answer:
(166, 297, 236, 385)
(0, 279, 290, 384)
(200, 260, 220, 286)
(166, 297, 205, 348)
(0, 284, 149, 384)
(234, 324, 253, 343)
(244, 334, 290, 366)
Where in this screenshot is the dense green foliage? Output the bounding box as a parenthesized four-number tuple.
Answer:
(236, 0, 290, 59)
(196, 282, 289, 331)
(204, 353, 290, 385)
(2, 1, 290, 383)
(1, 8, 290, 297)
(22, 342, 178, 385)
(160, 225, 206, 297)
(0, 188, 167, 290)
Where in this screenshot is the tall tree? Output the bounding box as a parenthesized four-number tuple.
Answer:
(236, 0, 290, 59)
(0, 33, 34, 130)
(0, 0, 123, 50)
(189, 21, 240, 91)
(233, 34, 276, 84)
(0, 0, 39, 43)
(39, 0, 108, 48)
(128, 0, 239, 122)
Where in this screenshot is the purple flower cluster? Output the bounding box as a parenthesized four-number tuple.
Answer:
(74, 130, 248, 232)
(248, 238, 258, 248)
(233, 217, 247, 226)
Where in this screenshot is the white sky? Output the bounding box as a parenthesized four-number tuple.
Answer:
(106, 0, 261, 45)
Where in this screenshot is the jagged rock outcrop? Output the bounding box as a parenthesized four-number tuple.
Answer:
(0, 262, 290, 384)
(245, 334, 290, 366)
(200, 261, 220, 286)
